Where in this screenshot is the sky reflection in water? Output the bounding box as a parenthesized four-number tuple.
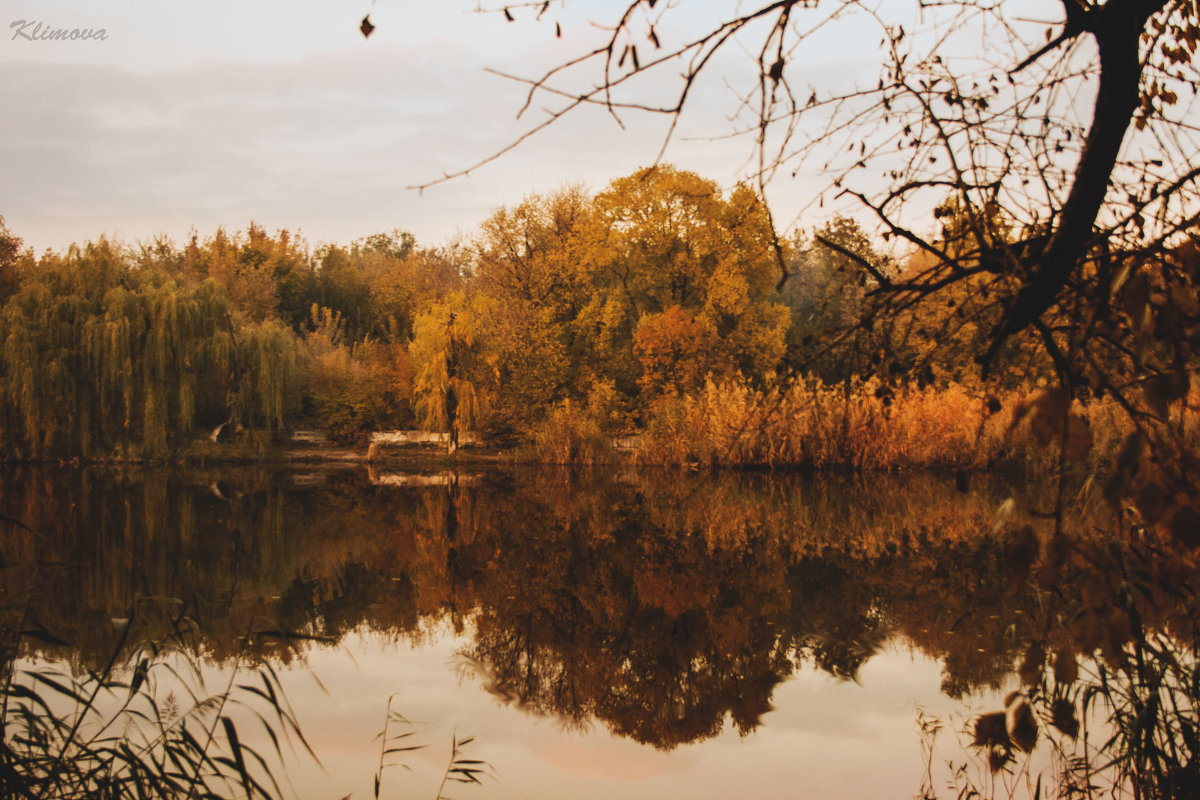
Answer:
(275, 629, 982, 800)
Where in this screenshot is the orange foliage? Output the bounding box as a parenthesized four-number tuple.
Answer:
(634, 306, 720, 397)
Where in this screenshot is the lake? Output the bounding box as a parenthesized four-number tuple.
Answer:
(2, 464, 1196, 799)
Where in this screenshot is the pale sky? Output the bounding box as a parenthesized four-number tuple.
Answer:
(0, 1, 888, 254)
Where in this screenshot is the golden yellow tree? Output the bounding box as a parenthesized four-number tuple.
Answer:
(409, 292, 497, 452)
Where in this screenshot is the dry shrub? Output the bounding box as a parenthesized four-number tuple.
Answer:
(636, 377, 999, 469)
(525, 400, 612, 464)
(633, 376, 1181, 472)
(524, 375, 1197, 473)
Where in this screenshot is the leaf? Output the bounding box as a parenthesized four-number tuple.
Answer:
(29, 671, 85, 701)
(972, 711, 1008, 747)
(1051, 698, 1079, 739)
(769, 58, 785, 83)
(504, 8, 514, 22)
(129, 656, 150, 697)
(1052, 648, 1078, 684)
(385, 745, 426, 755)
(360, 15, 375, 38)
(221, 716, 254, 798)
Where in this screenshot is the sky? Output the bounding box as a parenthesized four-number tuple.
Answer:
(0, 1, 885, 255)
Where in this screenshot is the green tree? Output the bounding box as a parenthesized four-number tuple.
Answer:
(0, 238, 297, 459)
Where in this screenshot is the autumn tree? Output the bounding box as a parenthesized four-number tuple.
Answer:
(414, 0, 1200, 537)
(634, 306, 720, 397)
(312, 235, 465, 342)
(183, 224, 315, 326)
(409, 292, 498, 451)
(470, 167, 789, 423)
(0, 217, 24, 307)
(425, 0, 1199, 362)
(296, 305, 415, 441)
(0, 239, 295, 458)
(473, 186, 590, 425)
(782, 216, 885, 380)
(581, 166, 789, 399)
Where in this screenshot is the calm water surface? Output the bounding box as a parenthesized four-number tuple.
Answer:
(1, 465, 1192, 798)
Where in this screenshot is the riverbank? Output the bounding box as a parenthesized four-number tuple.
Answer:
(4, 378, 1195, 474)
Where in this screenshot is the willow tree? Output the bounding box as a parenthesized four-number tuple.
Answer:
(409, 292, 497, 452)
(0, 239, 296, 459)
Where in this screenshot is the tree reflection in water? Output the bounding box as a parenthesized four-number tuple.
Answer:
(2, 465, 1197, 797)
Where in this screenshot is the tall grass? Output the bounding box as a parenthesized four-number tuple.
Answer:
(1, 609, 313, 799)
(521, 400, 613, 465)
(631, 376, 1171, 472)
(2, 506, 313, 800)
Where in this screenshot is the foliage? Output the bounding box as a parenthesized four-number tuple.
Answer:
(297, 306, 414, 442)
(634, 306, 720, 398)
(183, 224, 315, 328)
(585, 166, 789, 389)
(0, 240, 295, 459)
(442, 0, 1200, 535)
(410, 292, 498, 448)
(474, 166, 790, 422)
(781, 216, 884, 380)
(434, 0, 1200, 377)
(0, 532, 312, 800)
(0, 223, 457, 459)
(523, 399, 612, 464)
(631, 375, 1182, 472)
(922, 523, 1200, 800)
(0, 216, 21, 307)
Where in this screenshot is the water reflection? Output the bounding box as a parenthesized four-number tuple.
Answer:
(2, 465, 1197, 796)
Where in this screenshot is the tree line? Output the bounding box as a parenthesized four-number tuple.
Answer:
(0, 163, 1192, 460)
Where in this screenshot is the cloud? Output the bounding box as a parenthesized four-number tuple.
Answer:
(0, 2, 873, 253)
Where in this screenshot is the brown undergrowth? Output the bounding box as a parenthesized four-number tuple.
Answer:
(530, 376, 1198, 472)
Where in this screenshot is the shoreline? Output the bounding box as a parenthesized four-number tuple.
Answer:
(0, 444, 1028, 477)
